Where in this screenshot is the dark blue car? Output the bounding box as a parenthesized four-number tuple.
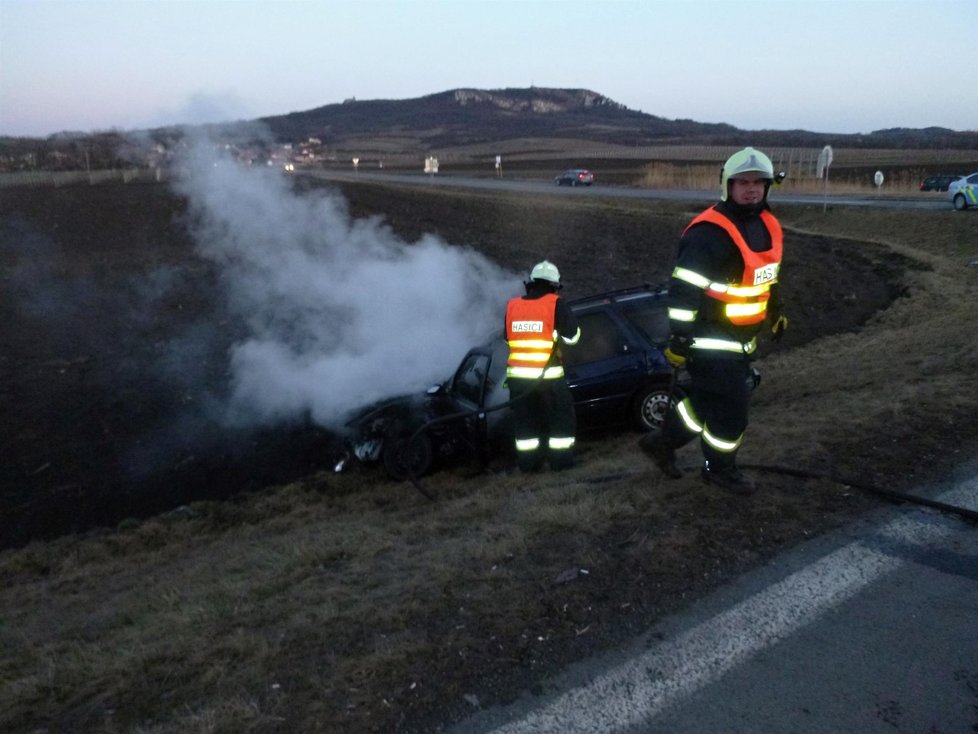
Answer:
(342, 284, 686, 479)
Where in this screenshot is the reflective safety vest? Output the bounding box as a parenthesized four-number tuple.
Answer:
(506, 293, 563, 379)
(676, 208, 783, 326)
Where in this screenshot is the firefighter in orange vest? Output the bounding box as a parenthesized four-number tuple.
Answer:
(640, 147, 788, 495)
(505, 260, 581, 472)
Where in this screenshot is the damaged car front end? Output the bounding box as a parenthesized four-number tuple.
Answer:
(337, 341, 512, 480)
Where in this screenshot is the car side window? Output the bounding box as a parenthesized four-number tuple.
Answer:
(563, 311, 623, 366)
(453, 353, 490, 404)
(620, 300, 670, 345)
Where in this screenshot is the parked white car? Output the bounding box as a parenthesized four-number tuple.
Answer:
(948, 172, 978, 210)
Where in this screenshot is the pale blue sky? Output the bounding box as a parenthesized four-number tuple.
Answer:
(1, 0, 975, 138)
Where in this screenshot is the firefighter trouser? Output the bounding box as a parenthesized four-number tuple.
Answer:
(508, 377, 576, 471)
(662, 356, 752, 470)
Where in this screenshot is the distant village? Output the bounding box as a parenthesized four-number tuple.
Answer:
(0, 133, 352, 175)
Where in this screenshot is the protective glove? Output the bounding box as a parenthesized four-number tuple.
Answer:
(664, 335, 689, 368)
(771, 314, 789, 343)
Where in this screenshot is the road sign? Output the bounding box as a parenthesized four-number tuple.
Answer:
(816, 145, 833, 179)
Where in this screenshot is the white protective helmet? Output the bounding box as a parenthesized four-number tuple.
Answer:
(529, 260, 561, 285)
(720, 147, 775, 201)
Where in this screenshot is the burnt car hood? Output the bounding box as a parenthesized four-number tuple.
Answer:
(342, 387, 439, 429)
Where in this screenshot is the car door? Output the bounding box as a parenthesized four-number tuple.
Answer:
(562, 308, 644, 422)
(447, 349, 494, 443)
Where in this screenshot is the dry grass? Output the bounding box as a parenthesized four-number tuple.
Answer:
(2, 192, 977, 733)
(636, 160, 975, 195)
(747, 205, 978, 475)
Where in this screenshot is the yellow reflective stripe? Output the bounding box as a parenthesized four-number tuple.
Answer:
(548, 437, 575, 450)
(677, 399, 703, 433)
(675, 269, 776, 297)
(515, 438, 540, 451)
(509, 339, 555, 349)
(709, 282, 770, 297)
(725, 283, 771, 297)
(673, 267, 711, 289)
(511, 352, 552, 363)
(668, 307, 697, 322)
(561, 327, 582, 346)
(691, 337, 757, 354)
(726, 302, 766, 318)
(702, 427, 742, 452)
(507, 365, 566, 379)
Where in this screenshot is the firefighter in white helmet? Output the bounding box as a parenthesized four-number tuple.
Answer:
(504, 260, 581, 471)
(640, 147, 788, 495)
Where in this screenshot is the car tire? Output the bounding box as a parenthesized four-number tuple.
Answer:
(632, 382, 679, 432)
(381, 429, 434, 481)
(953, 193, 968, 211)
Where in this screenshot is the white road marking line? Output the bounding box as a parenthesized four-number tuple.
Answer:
(488, 484, 976, 733)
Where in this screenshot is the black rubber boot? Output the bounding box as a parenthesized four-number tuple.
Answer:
(701, 461, 756, 496)
(638, 432, 683, 479)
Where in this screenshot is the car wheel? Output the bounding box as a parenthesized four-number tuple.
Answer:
(953, 193, 968, 211)
(632, 383, 677, 431)
(381, 429, 434, 480)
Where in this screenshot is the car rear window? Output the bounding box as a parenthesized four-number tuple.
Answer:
(619, 300, 670, 345)
(563, 311, 623, 366)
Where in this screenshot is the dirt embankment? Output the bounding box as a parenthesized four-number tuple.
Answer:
(0, 178, 911, 551)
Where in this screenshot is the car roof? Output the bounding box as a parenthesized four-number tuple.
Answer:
(473, 284, 667, 352)
(567, 283, 667, 310)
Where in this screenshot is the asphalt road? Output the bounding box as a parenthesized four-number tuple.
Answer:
(304, 169, 952, 210)
(452, 464, 978, 733)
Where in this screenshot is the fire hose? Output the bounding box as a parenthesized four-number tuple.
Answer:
(660, 364, 978, 525)
(400, 359, 978, 527)
(400, 378, 547, 500)
(739, 462, 978, 526)
(401, 346, 566, 500)
(402, 396, 978, 524)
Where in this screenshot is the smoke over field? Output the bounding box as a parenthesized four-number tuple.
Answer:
(172, 141, 519, 429)
(0, 158, 522, 547)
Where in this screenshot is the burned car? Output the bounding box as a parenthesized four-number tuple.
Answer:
(340, 284, 688, 480)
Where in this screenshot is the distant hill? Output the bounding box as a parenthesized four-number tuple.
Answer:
(256, 87, 978, 151)
(259, 87, 737, 148)
(2, 87, 976, 173)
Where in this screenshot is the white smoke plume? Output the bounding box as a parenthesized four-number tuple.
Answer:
(172, 139, 519, 430)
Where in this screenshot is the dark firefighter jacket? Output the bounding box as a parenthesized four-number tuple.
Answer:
(667, 200, 783, 359)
